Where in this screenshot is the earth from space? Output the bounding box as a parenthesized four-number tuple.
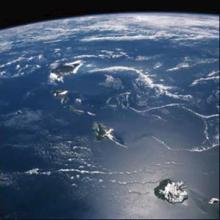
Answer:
(0, 13, 219, 219)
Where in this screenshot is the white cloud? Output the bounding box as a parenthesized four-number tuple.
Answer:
(167, 58, 219, 73)
(99, 75, 124, 90)
(25, 168, 40, 175)
(79, 14, 219, 43)
(153, 62, 162, 69)
(191, 75, 219, 86)
(49, 72, 64, 84)
(90, 65, 192, 101)
(1, 13, 217, 48)
(80, 33, 172, 42)
(0, 41, 12, 52)
(209, 198, 220, 204)
(167, 63, 190, 72)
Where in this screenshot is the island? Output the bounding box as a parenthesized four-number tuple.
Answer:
(154, 179, 188, 204)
